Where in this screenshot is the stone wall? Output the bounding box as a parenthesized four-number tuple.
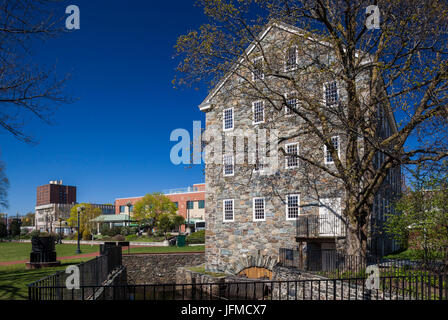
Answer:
(123, 253, 204, 284)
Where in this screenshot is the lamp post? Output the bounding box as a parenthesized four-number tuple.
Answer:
(126, 201, 132, 228)
(58, 218, 63, 244)
(75, 205, 85, 254)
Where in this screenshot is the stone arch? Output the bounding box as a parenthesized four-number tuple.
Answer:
(225, 253, 277, 279)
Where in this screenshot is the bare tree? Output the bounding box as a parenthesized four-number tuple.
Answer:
(174, 0, 448, 256)
(0, 0, 71, 144)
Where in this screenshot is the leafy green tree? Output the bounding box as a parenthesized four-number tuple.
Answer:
(386, 173, 448, 262)
(158, 214, 174, 239)
(8, 219, 21, 237)
(67, 203, 101, 239)
(173, 215, 186, 233)
(0, 222, 7, 239)
(133, 193, 178, 229)
(22, 212, 35, 227)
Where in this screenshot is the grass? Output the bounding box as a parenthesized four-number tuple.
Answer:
(187, 265, 227, 277)
(0, 241, 100, 263)
(0, 242, 204, 300)
(0, 258, 91, 300)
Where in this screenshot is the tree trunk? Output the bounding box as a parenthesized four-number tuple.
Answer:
(344, 202, 370, 259)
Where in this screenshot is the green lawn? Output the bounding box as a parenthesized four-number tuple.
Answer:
(0, 242, 100, 263)
(0, 242, 204, 300)
(0, 258, 91, 300)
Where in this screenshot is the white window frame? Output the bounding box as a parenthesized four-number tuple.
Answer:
(324, 135, 340, 165)
(323, 81, 339, 106)
(223, 153, 234, 177)
(253, 197, 266, 221)
(284, 92, 298, 116)
(223, 199, 234, 222)
(253, 140, 267, 173)
(286, 194, 300, 221)
(252, 57, 264, 81)
(285, 143, 299, 169)
(252, 100, 265, 125)
(285, 46, 298, 72)
(223, 107, 234, 131)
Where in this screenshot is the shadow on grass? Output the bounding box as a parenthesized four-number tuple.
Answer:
(0, 261, 88, 300)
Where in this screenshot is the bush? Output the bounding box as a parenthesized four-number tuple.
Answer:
(111, 234, 125, 241)
(187, 230, 205, 244)
(0, 222, 7, 239)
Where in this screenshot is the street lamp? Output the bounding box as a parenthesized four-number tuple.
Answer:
(75, 205, 85, 254)
(126, 201, 132, 228)
(58, 218, 63, 244)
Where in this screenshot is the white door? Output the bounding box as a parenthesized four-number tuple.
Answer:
(319, 198, 343, 236)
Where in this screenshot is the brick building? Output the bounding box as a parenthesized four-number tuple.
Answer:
(114, 183, 205, 229)
(35, 180, 115, 233)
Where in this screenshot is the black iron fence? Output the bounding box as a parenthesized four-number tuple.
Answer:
(27, 275, 448, 300)
(279, 248, 448, 279)
(296, 214, 346, 238)
(28, 245, 123, 300)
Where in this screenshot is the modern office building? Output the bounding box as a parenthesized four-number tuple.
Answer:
(114, 183, 205, 229)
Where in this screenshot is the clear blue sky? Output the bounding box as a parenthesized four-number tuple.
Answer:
(0, 1, 207, 215)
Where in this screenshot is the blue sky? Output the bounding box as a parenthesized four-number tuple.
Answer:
(0, 1, 207, 215)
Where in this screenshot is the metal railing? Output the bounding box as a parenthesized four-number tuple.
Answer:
(296, 214, 346, 238)
(279, 248, 448, 279)
(28, 245, 123, 300)
(27, 275, 448, 300)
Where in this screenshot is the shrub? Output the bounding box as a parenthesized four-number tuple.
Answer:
(111, 234, 125, 241)
(0, 222, 7, 239)
(187, 230, 205, 244)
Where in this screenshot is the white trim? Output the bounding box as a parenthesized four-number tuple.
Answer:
(324, 135, 340, 165)
(252, 56, 265, 81)
(199, 103, 212, 111)
(286, 194, 300, 221)
(223, 107, 234, 131)
(223, 153, 234, 177)
(253, 197, 266, 221)
(284, 46, 298, 72)
(223, 199, 234, 222)
(284, 92, 298, 116)
(252, 100, 265, 125)
(323, 81, 339, 107)
(285, 143, 299, 169)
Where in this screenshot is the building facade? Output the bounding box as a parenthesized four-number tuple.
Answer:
(114, 183, 205, 227)
(198, 21, 401, 276)
(34, 180, 115, 233)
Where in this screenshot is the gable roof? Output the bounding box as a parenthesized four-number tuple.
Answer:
(198, 20, 310, 111)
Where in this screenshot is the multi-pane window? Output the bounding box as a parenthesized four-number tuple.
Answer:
(223, 153, 234, 176)
(223, 108, 234, 130)
(253, 140, 266, 172)
(325, 136, 339, 164)
(173, 202, 178, 209)
(198, 200, 205, 209)
(253, 101, 264, 124)
(253, 197, 265, 221)
(187, 201, 194, 210)
(285, 47, 297, 71)
(119, 206, 126, 213)
(223, 199, 234, 222)
(324, 81, 339, 106)
(286, 194, 300, 220)
(285, 143, 299, 168)
(285, 95, 298, 115)
(252, 57, 264, 80)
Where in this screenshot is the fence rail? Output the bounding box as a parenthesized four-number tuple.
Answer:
(27, 275, 448, 300)
(279, 248, 448, 279)
(28, 245, 123, 300)
(296, 214, 346, 238)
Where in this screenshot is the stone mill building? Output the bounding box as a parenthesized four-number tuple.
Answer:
(198, 21, 402, 278)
